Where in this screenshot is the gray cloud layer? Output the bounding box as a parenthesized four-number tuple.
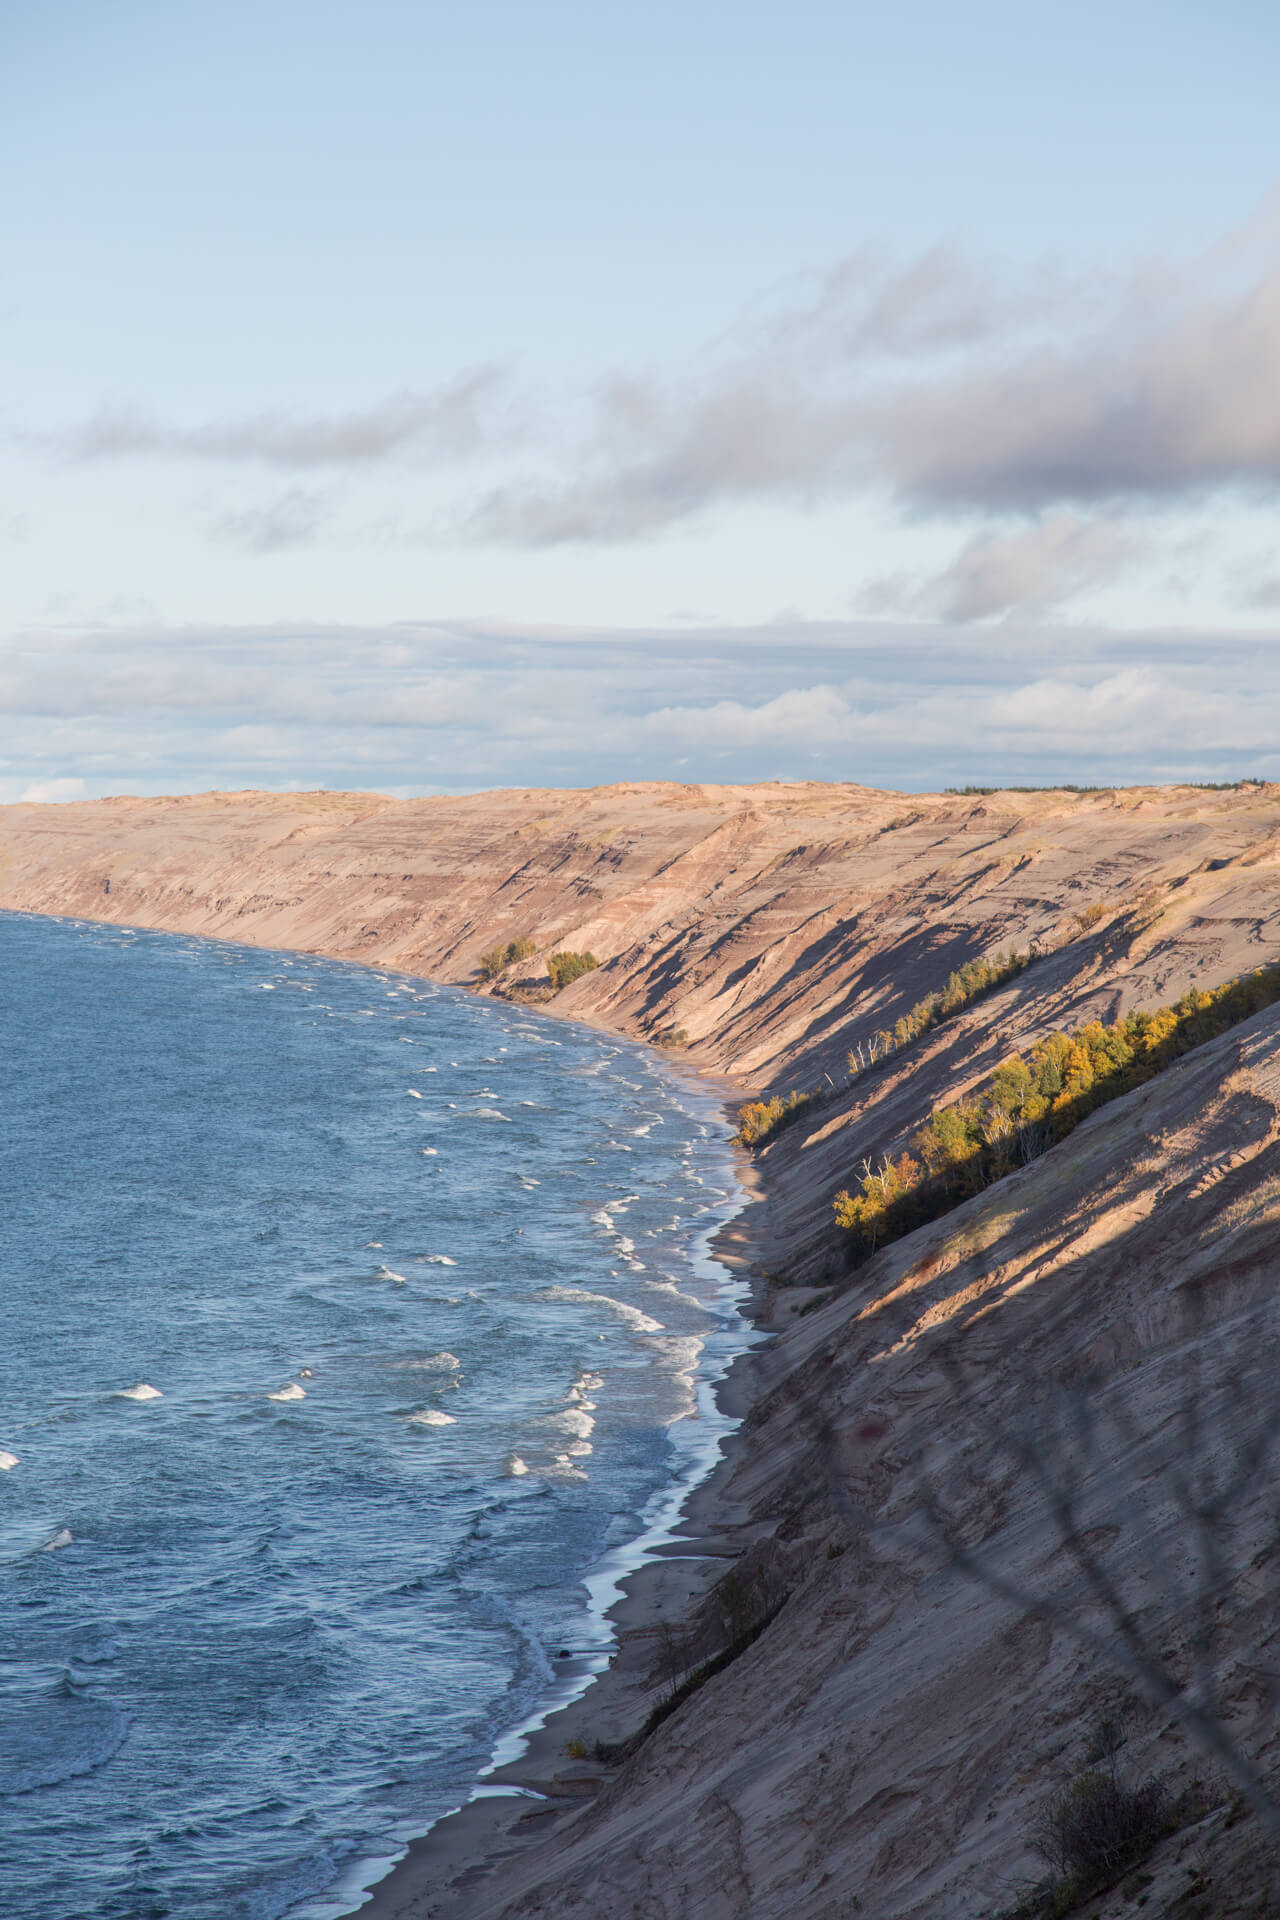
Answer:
(3, 616, 1277, 802)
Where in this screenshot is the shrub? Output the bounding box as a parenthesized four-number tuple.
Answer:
(1028, 1769, 1171, 1911)
(849, 946, 1032, 1073)
(477, 934, 537, 980)
(835, 961, 1280, 1263)
(547, 949, 599, 991)
(736, 1090, 814, 1148)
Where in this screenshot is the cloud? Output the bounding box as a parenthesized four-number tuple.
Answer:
(54, 368, 513, 468)
(458, 226, 1280, 543)
(25, 209, 1280, 571)
(210, 489, 333, 553)
(2, 615, 1277, 799)
(19, 777, 87, 803)
(865, 514, 1140, 622)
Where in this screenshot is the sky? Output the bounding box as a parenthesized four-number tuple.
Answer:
(4, 0, 1280, 800)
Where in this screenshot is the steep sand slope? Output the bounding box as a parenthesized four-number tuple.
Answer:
(425, 1005, 1280, 1919)
(6, 781, 1280, 1914)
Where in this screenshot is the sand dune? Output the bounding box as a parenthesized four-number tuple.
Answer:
(7, 780, 1280, 1915)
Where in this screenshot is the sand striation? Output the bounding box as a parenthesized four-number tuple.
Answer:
(6, 779, 1280, 1915)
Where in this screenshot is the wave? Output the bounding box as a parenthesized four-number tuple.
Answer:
(417, 1253, 456, 1266)
(267, 1383, 306, 1402)
(116, 1382, 162, 1400)
(0, 1450, 18, 1470)
(42, 1528, 74, 1551)
(376, 1266, 408, 1285)
(407, 1409, 456, 1428)
(543, 1407, 594, 1439)
(405, 1089, 423, 1099)
(0, 1696, 129, 1795)
(539, 1287, 664, 1335)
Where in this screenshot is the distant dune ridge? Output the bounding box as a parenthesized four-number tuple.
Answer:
(8, 779, 1280, 1915)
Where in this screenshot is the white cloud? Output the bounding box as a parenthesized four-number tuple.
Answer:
(19, 776, 87, 803)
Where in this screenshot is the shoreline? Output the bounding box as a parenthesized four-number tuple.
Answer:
(0, 907, 771, 1920)
(329, 1157, 771, 1920)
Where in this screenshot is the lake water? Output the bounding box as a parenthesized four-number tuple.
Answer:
(0, 912, 748, 1920)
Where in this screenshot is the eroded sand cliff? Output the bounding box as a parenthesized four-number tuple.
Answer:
(6, 779, 1280, 1916)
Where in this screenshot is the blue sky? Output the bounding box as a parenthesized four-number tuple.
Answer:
(4, 0, 1280, 798)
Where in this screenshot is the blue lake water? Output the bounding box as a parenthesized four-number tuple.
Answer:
(0, 912, 747, 1920)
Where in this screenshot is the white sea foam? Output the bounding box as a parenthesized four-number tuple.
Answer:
(408, 1409, 456, 1427)
(393, 1351, 461, 1373)
(0, 1451, 18, 1470)
(539, 1287, 664, 1334)
(544, 1407, 595, 1439)
(646, 1278, 702, 1308)
(504, 1455, 529, 1476)
(42, 1528, 74, 1551)
(646, 1334, 704, 1422)
(116, 1383, 162, 1401)
(268, 1383, 306, 1401)
(406, 1089, 423, 1099)
(417, 1253, 456, 1266)
(463, 1107, 511, 1122)
(376, 1266, 408, 1285)
(421, 1147, 439, 1156)
(365, 1241, 384, 1248)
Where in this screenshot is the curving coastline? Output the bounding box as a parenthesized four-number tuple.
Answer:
(8, 779, 1280, 1914)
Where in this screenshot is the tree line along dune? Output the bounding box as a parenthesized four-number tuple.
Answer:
(6, 778, 1280, 1915)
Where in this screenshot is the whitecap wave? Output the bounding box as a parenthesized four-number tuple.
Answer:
(116, 1383, 162, 1401)
(417, 1253, 456, 1266)
(544, 1407, 594, 1439)
(394, 1351, 460, 1373)
(503, 1455, 529, 1476)
(406, 1089, 423, 1099)
(407, 1409, 456, 1427)
(42, 1528, 74, 1551)
(539, 1287, 664, 1334)
(376, 1266, 408, 1285)
(268, 1383, 306, 1402)
(0, 1450, 18, 1471)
